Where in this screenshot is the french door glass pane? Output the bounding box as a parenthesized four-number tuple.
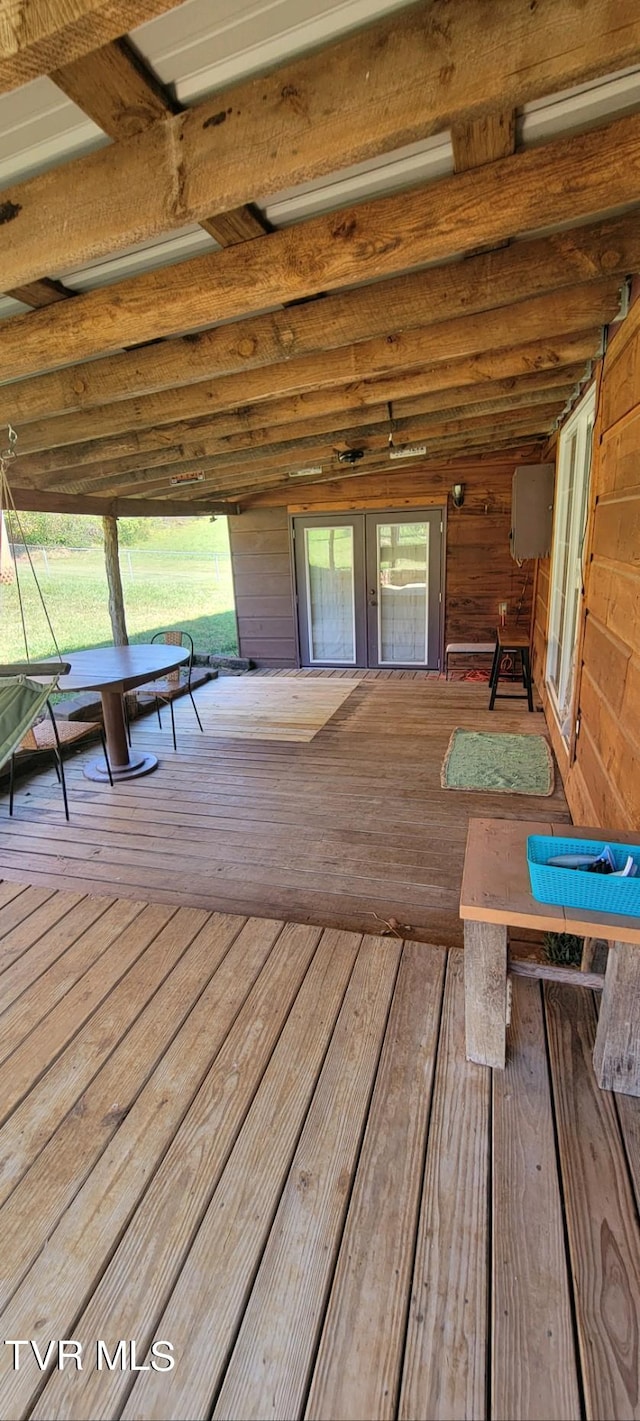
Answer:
(304, 525, 356, 663)
(377, 521, 429, 664)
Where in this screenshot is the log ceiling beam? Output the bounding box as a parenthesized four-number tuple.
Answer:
(2, 212, 635, 425)
(52, 39, 271, 247)
(8, 489, 236, 517)
(3, 0, 640, 281)
(17, 373, 580, 489)
(141, 426, 554, 503)
(235, 443, 548, 507)
(15, 362, 584, 475)
(0, 117, 639, 383)
(8, 301, 603, 460)
(4, 39, 270, 310)
(53, 433, 549, 506)
(33, 402, 563, 500)
(51, 35, 174, 136)
(0, 0, 185, 93)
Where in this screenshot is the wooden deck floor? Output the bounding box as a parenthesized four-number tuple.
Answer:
(0, 885, 639, 1421)
(0, 674, 570, 947)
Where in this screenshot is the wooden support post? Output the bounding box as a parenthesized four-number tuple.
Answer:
(464, 919, 508, 1068)
(593, 941, 640, 1095)
(102, 514, 128, 646)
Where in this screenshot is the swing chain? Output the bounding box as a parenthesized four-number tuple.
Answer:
(0, 424, 17, 476)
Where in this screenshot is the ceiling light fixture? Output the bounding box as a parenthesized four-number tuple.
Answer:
(288, 465, 323, 478)
(337, 448, 365, 464)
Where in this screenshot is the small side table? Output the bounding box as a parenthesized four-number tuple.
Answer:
(460, 818, 640, 1095)
(489, 624, 534, 711)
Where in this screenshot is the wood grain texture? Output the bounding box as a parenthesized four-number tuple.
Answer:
(593, 940, 640, 1094)
(16, 366, 580, 473)
(464, 918, 508, 1067)
(0, 117, 636, 380)
(400, 949, 490, 1421)
(120, 928, 366, 1421)
(452, 107, 516, 171)
(545, 983, 640, 1420)
(0, 879, 638, 1418)
(0, 677, 570, 947)
(4, 277, 71, 307)
(306, 941, 446, 1421)
(21, 920, 305, 1421)
(4, 1, 640, 279)
(3, 212, 633, 426)
(0, 0, 183, 92)
(210, 934, 401, 1421)
(5, 291, 613, 470)
(51, 35, 174, 137)
(492, 976, 580, 1420)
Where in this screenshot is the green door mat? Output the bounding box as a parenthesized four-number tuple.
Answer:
(441, 728, 554, 796)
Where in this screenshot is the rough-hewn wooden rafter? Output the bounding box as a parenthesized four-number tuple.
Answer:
(1, 113, 637, 382)
(2, 213, 634, 426)
(3, 0, 640, 280)
(0, 0, 186, 92)
(452, 108, 517, 171)
(15, 365, 583, 476)
(22, 381, 576, 494)
(124, 422, 554, 503)
(30, 403, 562, 502)
(51, 38, 272, 249)
(7, 489, 235, 516)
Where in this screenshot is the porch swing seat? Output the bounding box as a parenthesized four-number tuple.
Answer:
(0, 672, 62, 772)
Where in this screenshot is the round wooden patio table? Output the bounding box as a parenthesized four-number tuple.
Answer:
(38, 644, 189, 781)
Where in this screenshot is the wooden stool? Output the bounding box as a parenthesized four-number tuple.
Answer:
(489, 624, 534, 712)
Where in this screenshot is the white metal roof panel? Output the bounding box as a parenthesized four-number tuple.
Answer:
(131, 0, 411, 105)
(520, 66, 640, 145)
(0, 75, 109, 187)
(0, 296, 32, 319)
(58, 225, 219, 291)
(261, 133, 454, 226)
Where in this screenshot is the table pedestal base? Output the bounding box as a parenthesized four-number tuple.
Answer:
(84, 750, 158, 782)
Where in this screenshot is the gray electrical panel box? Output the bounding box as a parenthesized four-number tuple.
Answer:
(510, 463, 555, 561)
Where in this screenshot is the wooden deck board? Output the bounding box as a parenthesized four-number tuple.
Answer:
(400, 950, 490, 1421)
(492, 978, 580, 1421)
(0, 676, 570, 948)
(306, 942, 446, 1421)
(0, 886, 638, 1421)
(544, 984, 640, 1420)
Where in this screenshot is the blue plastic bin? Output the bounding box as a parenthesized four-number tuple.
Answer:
(527, 835, 640, 917)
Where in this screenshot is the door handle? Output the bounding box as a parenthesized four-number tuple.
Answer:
(368, 588, 378, 607)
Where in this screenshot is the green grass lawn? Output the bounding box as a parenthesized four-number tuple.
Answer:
(0, 516, 239, 662)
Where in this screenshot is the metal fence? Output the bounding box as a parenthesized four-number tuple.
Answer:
(9, 545, 232, 586)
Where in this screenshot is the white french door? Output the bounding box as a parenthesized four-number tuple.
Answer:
(293, 510, 444, 669)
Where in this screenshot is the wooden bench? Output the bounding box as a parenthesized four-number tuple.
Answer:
(445, 642, 495, 678)
(460, 817, 640, 1094)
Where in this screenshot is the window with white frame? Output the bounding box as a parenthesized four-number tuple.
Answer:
(546, 385, 596, 739)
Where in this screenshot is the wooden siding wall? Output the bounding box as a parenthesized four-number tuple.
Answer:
(228, 508, 298, 667)
(233, 454, 536, 664)
(534, 294, 640, 828)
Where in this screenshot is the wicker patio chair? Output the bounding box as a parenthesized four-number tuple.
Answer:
(9, 701, 113, 820)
